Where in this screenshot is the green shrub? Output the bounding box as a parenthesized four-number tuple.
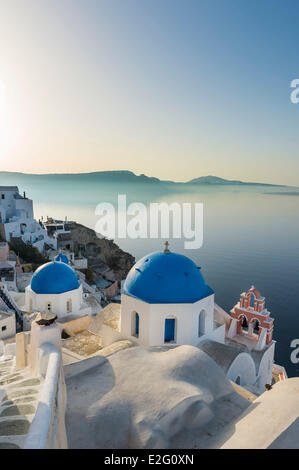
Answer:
(9, 239, 47, 265)
(83, 267, 94, 283)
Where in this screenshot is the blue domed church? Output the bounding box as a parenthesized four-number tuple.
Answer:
(120, 244, 225, 347)
(25, 260, 91, 319)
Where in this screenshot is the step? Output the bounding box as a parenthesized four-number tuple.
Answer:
(0, 404, 36, 417)
(0, 416, 32, 437)
(1, 388, 40, 403)
(0, 360, 13, 370)
(0, 373, 25, 386)
(1, 396, 38, 407)
(4, 377, 40, 389)
(0, 442, 21, 449)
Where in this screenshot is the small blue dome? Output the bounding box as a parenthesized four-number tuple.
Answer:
(55, 253, 69, 264)
(123, 251, 214, 304)
(31, 261, 80, 294)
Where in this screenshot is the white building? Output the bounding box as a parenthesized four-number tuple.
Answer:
(121, 248, 225, 347)
(48, 251, 88, 270)
(0, 310, 16, 340)
(0, 186, 57, 253)
(0, 261, 17, 290)
(24, 260, 91, 320)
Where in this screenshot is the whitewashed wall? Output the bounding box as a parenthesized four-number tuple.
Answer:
(0, 314, 16, 340)
(25, 284, 91, 319)
(226, 352, 257, 387)
(120, 293, 219, 347)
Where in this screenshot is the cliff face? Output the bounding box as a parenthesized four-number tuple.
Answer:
(58, 222, 135, 281)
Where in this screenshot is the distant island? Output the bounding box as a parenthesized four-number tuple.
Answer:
(0, 171, 287, 187)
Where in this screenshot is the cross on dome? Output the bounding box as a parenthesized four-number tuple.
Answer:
(164, 241, 170, 253)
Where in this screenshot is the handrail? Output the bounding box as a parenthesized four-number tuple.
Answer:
(23, 343, 61, 449)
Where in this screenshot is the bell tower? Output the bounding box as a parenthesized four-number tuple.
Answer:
(228, 286, 274, 350)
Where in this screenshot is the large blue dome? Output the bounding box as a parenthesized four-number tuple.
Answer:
(31, 261, 80, 294)
(123, 251, 214, 304)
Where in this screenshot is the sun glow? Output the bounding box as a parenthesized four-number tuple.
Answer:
(0, 80, 6, 129)
(0, 80, 9, 156)
(0, 79, 21, 158)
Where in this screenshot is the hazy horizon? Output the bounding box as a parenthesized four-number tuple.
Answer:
(0, 169, 293, 187)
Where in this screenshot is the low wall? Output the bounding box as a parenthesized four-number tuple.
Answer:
(98, 323, 123, 348)
(24, 342, 67, 449)
(58, 315, 92, 337)
(214, 303, 232, 332)
(106, 281, 119, 299)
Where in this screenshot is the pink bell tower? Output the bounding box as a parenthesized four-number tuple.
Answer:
(228, 286, 274, 350)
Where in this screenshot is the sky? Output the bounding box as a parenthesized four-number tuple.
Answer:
(0, 0, 299, 185)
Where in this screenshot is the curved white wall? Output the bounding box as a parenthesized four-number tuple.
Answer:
(227, 352, 257, 387)
(120, 293, 215, 347)
(25, 284, 87, 319)
(256, 342, 275, 393)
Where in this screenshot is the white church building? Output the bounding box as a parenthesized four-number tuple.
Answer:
(121, 246, 225, 347)
(24, 257, 91, 320)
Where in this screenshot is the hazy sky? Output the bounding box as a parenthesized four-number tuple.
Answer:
(0, 0, 299, 184)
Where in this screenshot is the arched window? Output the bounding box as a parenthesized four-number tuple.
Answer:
(164, 318, 176, 343)
(131, 312, 139, 338)
(241, 315, 248, 332)
(67, 299, 72, 313)
(250, 293, 255, 309)
(253, 319, 260, 335)
(198, 309, 206, 336)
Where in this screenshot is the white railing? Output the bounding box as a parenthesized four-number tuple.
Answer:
(23, 343, 67, 449)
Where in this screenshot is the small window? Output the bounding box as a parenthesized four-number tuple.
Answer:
(131, 312, 139, 338)
(2, 325, 7, 331)
(198, 310, 206, 336)
(1, 194, 5, 200)
(66, 299, 72, 313)
(164, 318, 176, 343)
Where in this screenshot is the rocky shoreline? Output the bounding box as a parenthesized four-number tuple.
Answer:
(58, 221, 135, 282)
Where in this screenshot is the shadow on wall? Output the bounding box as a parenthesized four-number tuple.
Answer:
(64, 355, 117, 449)
(64, 345, 260, 449)
(268, 417, 299, 449)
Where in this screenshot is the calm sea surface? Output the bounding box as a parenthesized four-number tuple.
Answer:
(2, 175, 299, 377)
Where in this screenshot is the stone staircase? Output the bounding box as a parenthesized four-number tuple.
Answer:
(0, 357, 42, 449)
